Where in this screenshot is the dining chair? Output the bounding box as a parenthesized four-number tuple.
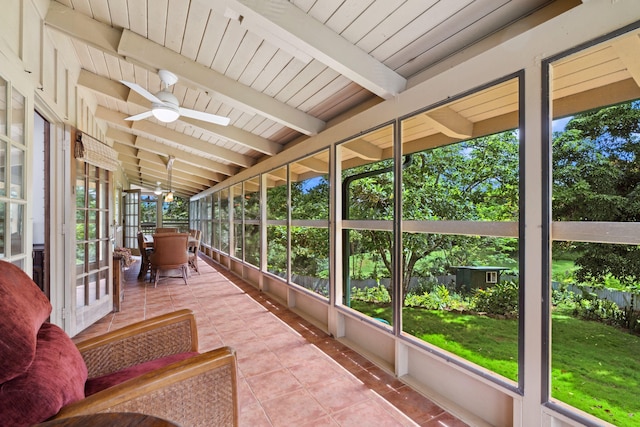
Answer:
(155, 227, 179, 233)
(136, 231, 152, 279)
(149, 233, 189, 287)
(188, 230, 202, 275)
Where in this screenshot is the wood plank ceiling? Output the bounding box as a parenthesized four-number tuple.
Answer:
(44, 0, 587, 197)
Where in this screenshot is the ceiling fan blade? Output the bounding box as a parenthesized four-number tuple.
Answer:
(124, 111, 154, 121)
(179, 107, 231, 126)
(119, 80, 162, 104)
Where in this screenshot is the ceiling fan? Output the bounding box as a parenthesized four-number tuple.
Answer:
(120, 69, 230, 126)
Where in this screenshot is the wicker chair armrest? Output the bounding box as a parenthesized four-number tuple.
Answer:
(53, 346, 238, 427)
(76, 309, 199, 378)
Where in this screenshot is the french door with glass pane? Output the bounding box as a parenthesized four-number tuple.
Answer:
(74, 160, 112, 332)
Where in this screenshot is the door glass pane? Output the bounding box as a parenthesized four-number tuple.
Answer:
(11, 86, 24, 145)
(123, 190, 140, 250)
(0, 77, 6, 135)
(0, 140, 5, 197)
(76, 243, 85, 272)
(100, 211, 108, 240)
(0, 201, 5, 256)
(10, 146, 23, 199)
(76, 210, 85, 241)
(88, 211, 97, 239)
(76, 276, 86, 307)
(9, 203, 23, 255)
(100, 240, 109, 267)
(88, 178, 97, 208)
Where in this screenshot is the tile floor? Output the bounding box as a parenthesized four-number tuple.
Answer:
(74, 255, 469, 427)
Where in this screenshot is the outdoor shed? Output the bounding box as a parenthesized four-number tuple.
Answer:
(455, 266, 509, 292)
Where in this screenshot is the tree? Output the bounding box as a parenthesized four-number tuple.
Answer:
(552, 101, 640, 289)
(346, 131, 520, 301)
(163, 196, 189, 220)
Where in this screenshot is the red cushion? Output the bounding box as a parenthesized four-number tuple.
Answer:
(0, 261, 52, 383)
(85, 352, 199, 396)
(0, 323, 88, 427)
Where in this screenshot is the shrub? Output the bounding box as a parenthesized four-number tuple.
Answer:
(552, 285, 578, 308)
(351, 284, 391, 303)
(574, 294, 622, 323)
(404, 285, 467, 310)
(471, 281, 519, 317)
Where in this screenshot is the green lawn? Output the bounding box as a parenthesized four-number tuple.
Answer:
(351, 301, 640, 426)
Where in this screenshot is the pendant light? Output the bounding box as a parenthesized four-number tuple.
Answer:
(164, 156, 175, 203)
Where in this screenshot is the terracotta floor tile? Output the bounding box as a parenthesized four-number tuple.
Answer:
(298, 415, 341, 427)
(307, 376, 372, 413)
(239, 400, 272, 427)
(261, 389, 328, 427)
(382, 385, 446, 424)
(331, 400, 412, 427)
(237, 349, 283, 378)
(245, 368, 303, 401)
(357, 365, 406, 395)
(288, 356, 345, 386)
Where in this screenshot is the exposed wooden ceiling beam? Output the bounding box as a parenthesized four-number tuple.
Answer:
(98, 108, 241, 175)
(227, 0, 407, 99)
(341, 138, 383, 161)
(612, 33, 640, 88)
(131, 120, 254, 168)
(133, 161, 212, 191)
(421, 106, 474, 140)
(106, 127, 229, 180)
(296, 157, 329, 174)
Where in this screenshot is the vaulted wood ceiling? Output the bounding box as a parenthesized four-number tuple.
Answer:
(44, 0, 583, 197)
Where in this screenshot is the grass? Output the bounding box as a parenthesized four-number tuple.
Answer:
(350, 301, 640, 426)
(551, 308, 640, 425)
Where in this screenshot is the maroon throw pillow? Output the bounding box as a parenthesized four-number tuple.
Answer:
(0, 323, 88, 427)
(0, 261, 52, 383)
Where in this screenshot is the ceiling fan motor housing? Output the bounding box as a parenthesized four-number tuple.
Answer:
(152, 91, 180, 122)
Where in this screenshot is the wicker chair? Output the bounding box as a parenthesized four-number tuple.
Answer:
(149, 233, 189, 287)
(54, 311, 238, 426)
(0, 261, 238, 427)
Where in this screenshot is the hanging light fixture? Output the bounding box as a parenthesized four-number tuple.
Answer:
(164, 156, 175, 203)
(154, 181, 163, 195)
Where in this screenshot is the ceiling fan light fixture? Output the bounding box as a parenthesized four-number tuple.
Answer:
(154, 182, 162, 195)
(152, 104, 180, 123)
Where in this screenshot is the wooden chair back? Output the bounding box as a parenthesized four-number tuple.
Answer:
(150, 233, 189, 267)
(155, 227, 179, 233)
